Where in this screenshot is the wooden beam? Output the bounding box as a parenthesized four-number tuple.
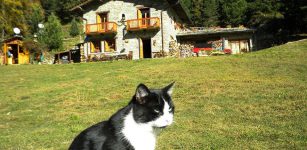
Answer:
(69, 0, 94, 11)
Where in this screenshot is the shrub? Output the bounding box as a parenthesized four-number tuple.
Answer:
(211, 50, 224, 56)
(40, 13, 63, 51)
(69, 17, 80, 37)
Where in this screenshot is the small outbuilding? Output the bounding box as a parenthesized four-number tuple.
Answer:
(1, 36, 30, 65)
(54, 46, 81, 64)
(177, 27, 256, 55)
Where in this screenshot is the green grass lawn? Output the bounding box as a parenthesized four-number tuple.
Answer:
(1, 40, 306, 150)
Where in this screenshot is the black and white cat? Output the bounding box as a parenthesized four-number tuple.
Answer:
(69, 83, 175, 150)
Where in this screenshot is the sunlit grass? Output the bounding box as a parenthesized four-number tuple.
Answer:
(0, 40, 306, 149)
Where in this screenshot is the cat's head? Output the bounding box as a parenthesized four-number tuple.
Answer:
(131, 82, 175, 128)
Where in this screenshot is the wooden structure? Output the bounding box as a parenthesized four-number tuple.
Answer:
(177, 27, 255, 54)
(2, 36, 30, 65)
(54, 49, 81, 64)
(127, 17, 160, 31)
(85, 22, 117, 35)
(70, 0, 191, 60)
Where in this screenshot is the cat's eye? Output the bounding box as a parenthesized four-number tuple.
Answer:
(154, 109, 163, 116)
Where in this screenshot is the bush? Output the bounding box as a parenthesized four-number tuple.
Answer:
(23, 39, 47, 64)
(23, 39, 46, 54)
(211, 50, 224, 56)
(40, 13, 63, 51)
(69, 18, 80, 37)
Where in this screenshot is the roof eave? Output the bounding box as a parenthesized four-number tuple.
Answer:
(166, 0, 192, 24)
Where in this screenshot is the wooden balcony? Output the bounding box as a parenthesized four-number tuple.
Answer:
(127, 17, 160, 31)
(85, 22, 117, 35)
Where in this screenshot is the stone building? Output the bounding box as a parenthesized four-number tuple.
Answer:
(177, 27, 256, 55)
(70, 0, 191, 60)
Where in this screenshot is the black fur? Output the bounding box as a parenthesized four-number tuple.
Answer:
(69, 83, 175, 150)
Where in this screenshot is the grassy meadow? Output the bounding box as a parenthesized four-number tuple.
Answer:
(0, 40, 306, 149)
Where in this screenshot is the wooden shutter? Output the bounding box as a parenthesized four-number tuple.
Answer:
(104, 41, 110, 52)
(139, 39, 143, 59)
(137, 9, 142, 28)
(90, 42, 95, 53)
(101, 41, 105, 52)
(96, 14, 101, 24)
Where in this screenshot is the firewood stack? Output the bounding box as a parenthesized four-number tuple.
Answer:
(80, 44, 87, 62)
(179, 42, 194, 58)
(169, 41, 194, 58)
(169, 41, 180, 57)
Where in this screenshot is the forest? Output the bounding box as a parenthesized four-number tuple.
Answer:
(0, 0, 306, 51)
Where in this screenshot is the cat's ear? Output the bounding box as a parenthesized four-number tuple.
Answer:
(164, 82, 175, 96)
(135, 84, 150, 104)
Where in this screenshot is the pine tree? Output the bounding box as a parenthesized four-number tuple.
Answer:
(203, 0, 219, 27)
(69, 18, 80, 37)
(40, 0, 59, 17)
(25, 3, 45, 35)
(40, 13, 63, 51)
(219, 0, 247, 27)
(281, 0, 307, 33)
(190, 0, 205, 26)
(245, 0, 283, 27)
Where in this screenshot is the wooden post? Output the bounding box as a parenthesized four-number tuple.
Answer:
(3, 43, 7, 64)
(58, 53, 60, 64)
(69, 50, 72, 63)
(17, 44, 20, 64)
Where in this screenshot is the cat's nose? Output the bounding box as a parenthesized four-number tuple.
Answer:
(166, 119, 173, 125)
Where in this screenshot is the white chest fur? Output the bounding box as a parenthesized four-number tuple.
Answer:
(121, 110, 156, 150)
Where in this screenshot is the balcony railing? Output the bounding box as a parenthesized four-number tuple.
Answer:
(127, 17, 160, 31)
(85, 22, 117, 35)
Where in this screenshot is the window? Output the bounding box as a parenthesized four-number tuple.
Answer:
(96, 12, 109, 31)
(104, 40, 115, 52)
(97, 12, 108, 23)
(90, 40, 101, 53)
(138, 8, 150, 26)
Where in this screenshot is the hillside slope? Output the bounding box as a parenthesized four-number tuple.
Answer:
(0, 40, 306, 149)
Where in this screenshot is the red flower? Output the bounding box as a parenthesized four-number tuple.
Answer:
(224, 49, 232, 54)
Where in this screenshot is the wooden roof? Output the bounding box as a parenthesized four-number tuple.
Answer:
(2, 35, 24, 43)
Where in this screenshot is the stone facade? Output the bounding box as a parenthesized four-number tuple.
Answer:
(81, 0, 184, 60)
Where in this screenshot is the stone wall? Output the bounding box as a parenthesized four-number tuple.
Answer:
(82, 0, 182, 59)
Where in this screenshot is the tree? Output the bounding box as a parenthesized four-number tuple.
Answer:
(190, 0, 205, 26)
(40, 13, 63, 51)
(0, 0, 27, 37)
(40, 0, 59, 17)
(181, 0, 192, 9)
(69, 17, 80, 37)
(219, 0, 247, 27)
(40, 0, 84, 23)
(25, 3, 45, 35)
(281, 0, 307, 34)
(245, 0, 283, 28)
(203, 0, 219, 27)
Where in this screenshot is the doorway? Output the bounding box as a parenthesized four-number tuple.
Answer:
(140, 39, 152, 58)
(97, 13, 108, 23)
(9, 44, 19, 64)
(141, 38, 152, 58)
(138, 8, 150, 27)
(97, 12, 108, 31)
